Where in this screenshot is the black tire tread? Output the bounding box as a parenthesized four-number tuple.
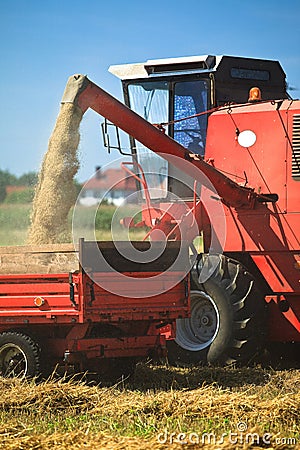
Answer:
(167, 254, 266, 367)
(200, 255, 266, 364)
(0, 331, 41, 378)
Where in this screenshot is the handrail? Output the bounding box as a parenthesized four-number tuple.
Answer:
(121, 161, 153, 225)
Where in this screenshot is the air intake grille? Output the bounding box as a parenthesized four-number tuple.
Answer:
(292, 114, 300, 180)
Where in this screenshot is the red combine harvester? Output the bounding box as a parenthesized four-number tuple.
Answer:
(0, 55, 299, 377)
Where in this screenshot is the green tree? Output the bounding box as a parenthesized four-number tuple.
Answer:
(0, 169, 18, 202)
(0, 169, 81, 204)
(16, 171, 38, 187)
(4, 188, 35, 204)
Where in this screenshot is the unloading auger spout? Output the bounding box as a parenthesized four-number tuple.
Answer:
(61, 74, 258, 210)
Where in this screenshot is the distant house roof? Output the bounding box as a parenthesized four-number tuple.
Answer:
(82, 168, 136, 192)
(6, 185, 28, 194)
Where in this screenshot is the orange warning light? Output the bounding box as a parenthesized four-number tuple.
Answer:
(248, 87, 262, 102)
(34, 296, 45, 307)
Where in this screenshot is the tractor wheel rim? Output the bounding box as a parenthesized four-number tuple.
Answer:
(175, 290, 220, 351)
(0, 343, 28, 378)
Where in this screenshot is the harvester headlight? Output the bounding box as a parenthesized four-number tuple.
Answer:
(237, 130, 257, 148)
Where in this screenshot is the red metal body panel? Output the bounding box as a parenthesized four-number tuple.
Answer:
(204, 101, 299, 274)
(266, 295, 300, 342)
(205, 102, 291, 210)
(0, 271, 189, 324)
(202, 101, 300, 341)
(83, 271, 189, 322)
(45, 335, 166, 360)
(0, 273, 81, 323)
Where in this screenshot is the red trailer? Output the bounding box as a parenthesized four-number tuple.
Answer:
(0, 240, 189, 377)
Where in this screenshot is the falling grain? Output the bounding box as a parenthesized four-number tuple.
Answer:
(27, 103, 83, 244)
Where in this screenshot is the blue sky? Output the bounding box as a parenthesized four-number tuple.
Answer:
(1, 0, 300, 182)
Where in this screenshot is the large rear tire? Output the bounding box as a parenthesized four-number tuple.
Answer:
(167, 254, 266, 366)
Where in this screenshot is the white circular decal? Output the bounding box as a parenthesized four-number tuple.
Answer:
(238, 130, 257, 148)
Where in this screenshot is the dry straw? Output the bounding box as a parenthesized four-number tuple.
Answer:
(0, 365, 299, 449)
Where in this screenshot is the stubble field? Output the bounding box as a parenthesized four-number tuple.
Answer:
(0, 364, 299, 449)
(0, 204, 299, 449)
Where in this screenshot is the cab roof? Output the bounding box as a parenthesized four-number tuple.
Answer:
(109, 54, 285, 81)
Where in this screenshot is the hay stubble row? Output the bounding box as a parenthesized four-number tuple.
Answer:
(0, 365, 299, 449)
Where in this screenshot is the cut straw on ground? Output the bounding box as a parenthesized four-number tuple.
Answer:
(0, 364, 299, 449)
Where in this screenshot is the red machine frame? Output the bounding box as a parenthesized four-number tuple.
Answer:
(0, 240, 190, 369)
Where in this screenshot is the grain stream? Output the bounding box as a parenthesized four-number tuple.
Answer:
(28, 103, 83, 244)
